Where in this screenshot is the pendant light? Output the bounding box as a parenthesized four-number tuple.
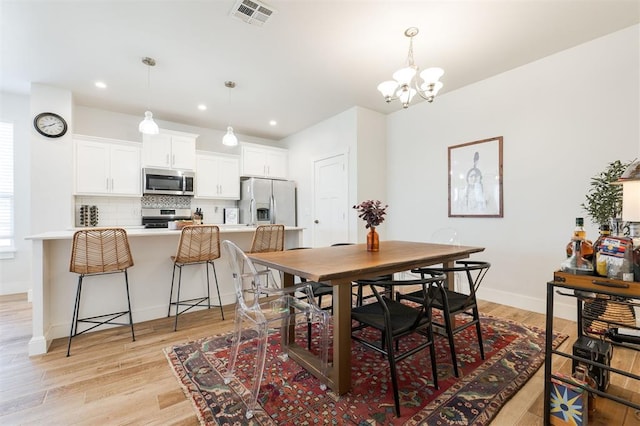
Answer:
(222, 81, 238, 146)
(139, 57, 159, 135)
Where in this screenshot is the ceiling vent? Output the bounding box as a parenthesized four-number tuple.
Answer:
(230, 0, 276, 26)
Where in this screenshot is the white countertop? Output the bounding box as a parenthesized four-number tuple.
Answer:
(26, 225, 303, 240)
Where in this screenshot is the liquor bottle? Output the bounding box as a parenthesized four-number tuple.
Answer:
(561, 239, 593, 274)
(566, 217, 594, 261)
(593, 224, 612, 277)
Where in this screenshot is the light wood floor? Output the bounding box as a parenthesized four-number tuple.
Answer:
(1, 293, 639, 425)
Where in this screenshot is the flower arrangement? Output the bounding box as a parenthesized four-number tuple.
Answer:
(353, 200, 388, 229)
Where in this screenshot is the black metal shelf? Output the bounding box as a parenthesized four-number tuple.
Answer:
(544, 274, 640, 425)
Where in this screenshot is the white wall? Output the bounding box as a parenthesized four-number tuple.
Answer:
(386, 25, 639, 319)
(30, 84, 74, 234)
(0, 92, 31, 294)
(282, 106, 387, 247)
(355, 107, 388, 242)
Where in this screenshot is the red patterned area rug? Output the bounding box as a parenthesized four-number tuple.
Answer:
(164, 314, 566, 425)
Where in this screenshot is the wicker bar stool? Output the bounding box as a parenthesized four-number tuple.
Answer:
(168, 225, 225, 331)
(67, 228, 135, 356)
(248, 224, 285, 253)
(248, 224, 285, 289)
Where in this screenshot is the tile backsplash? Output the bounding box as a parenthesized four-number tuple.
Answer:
(141, 195, 191, 209)
(74, 196, 238, 227)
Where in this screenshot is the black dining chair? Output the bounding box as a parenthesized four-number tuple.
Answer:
(351, 274, 444, 417)
(399, 260, 491, 378)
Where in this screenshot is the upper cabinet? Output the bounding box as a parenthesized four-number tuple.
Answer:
(240, 142, 288, 179)
(142, 129, 198, 170)
(74, 135, 141, 196)
(195, 152, 240, 200)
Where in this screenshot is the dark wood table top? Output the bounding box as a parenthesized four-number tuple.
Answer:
(248, 240, 485, 282)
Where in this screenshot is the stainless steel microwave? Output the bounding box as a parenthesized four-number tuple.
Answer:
(142, 168, 195, 196)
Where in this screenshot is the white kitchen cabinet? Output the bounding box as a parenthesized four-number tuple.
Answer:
(195, 152, 240, 199)
(240, 143, 288, 179)
(75, 136, 141, 196)
(142, 129, 197, 170)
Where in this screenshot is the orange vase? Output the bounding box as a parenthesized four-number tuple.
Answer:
(367, 227, 379, 252)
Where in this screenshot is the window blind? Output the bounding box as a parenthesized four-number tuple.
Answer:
(0, 122, 14, 249)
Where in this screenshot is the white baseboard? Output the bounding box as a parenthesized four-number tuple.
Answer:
(479, 286, 577, 322)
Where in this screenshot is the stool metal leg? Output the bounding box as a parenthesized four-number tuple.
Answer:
(169, 260, 224, 330)
(124, 270, 135, 341)
(205, 261, 212, 310)
(173, 264, 183, 331)
(210, 261, 225, 320)
(168, 263, 178, 317)
(67, 275, 84, 357)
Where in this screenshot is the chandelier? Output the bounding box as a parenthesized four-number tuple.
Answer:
(377, 27, 444, 108)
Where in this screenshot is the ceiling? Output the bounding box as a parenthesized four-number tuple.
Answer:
(2, 1, 639, 140)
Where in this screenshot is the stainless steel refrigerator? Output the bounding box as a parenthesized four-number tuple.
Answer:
(239, 178, 296, 226)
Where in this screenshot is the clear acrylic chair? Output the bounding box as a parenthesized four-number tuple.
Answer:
(222, 240, 330, 419)
(430, 227, 464, 292)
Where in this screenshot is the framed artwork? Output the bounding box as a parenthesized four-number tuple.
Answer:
(448, 136, 503, 217)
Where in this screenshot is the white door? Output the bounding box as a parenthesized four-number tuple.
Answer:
(313, 153, 348, 247)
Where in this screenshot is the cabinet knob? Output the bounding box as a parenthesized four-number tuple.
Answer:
(314, 220, 319, 224)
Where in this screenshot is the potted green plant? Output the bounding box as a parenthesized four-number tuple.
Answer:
(581, 160, 631, 230)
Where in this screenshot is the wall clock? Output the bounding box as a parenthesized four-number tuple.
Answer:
(33, 112, 68, 138)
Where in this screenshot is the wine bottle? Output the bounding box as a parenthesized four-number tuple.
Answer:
(605, 327, 640, 345)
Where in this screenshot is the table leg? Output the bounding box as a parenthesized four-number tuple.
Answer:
(280, 272, 296, 346)
(332, 278, 352, 394)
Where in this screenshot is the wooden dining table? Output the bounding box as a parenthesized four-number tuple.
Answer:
(247, 240, 485, 395)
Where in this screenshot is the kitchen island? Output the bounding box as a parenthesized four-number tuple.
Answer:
(26, 225, 303, 356)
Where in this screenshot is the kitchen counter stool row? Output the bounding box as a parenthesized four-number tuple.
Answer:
(66, 224, 285, 355)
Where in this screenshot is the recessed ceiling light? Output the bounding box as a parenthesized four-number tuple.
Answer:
(197, 104, 207, 111)
(94, 81, 107, 89)
(269, 120, 277, 126)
